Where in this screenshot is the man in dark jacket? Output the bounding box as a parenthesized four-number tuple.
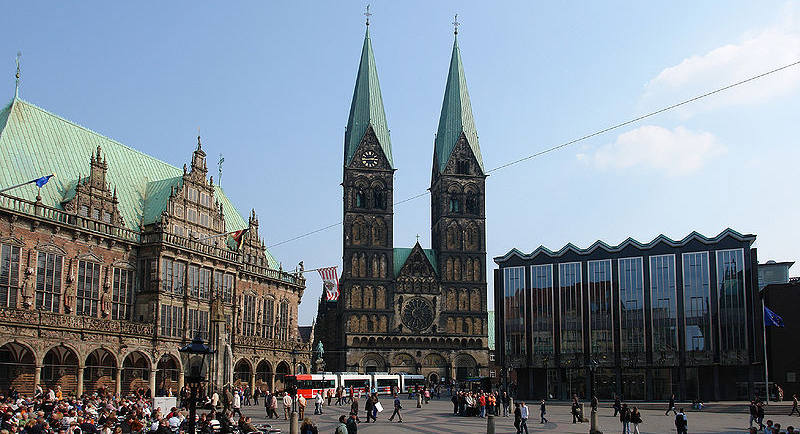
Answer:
(674, 408, 688, 434)
(346, 412, 358, 434)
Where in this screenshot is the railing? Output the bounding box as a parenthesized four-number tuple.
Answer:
(0, 307, 154, 335)
(0, 193, 303, 287)
(234, 334, 311, 352)
(0, 193, 141, 243)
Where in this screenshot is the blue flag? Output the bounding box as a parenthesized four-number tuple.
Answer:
(34, 174, 53, 188)
(764, 305, 784, 327)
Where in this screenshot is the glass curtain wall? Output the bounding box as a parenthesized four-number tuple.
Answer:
(530, 264, 554, 357)
(683, 252, 712, 363)
(588, 260, 613, 356)
(650, 255, 677, 360)
(716, 249, 747, 364)
(559, 263, 583, 358)
(503, 267, 526, 366)
(618, 258, 645, 359)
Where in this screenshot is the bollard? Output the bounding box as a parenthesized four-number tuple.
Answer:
(589, 408, 603, 434)
(289, 410, 299, 434)
(486, 414, 495, 434)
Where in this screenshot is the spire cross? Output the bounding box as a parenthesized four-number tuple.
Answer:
(416, 234, 420, 243)
(452, 14, 460, 35)
(364, 4, 372, 26)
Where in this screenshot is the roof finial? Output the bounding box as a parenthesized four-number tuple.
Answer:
(452, 13, 460, 35)
(364, 4, 372, 26)
(218, 153, 224, 187)
(14, 51, 21, 98)
(197, 127, 202, 150)
(416, 234, 420, 243)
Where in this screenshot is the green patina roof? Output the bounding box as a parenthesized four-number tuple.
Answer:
(434, 36, 484, 174)
(0, 97, 279, 268)
(393, 246, 438, 278)
(487, 310, 495, 350)
(344, 28, 393, 168)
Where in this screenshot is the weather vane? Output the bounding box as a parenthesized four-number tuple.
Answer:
(14, 51, 21, 98)
(453, 14, 460, 35)
(218, 153, 224, 186)
(364, 4, 372, 26)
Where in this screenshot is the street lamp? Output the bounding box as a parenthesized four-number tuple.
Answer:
(589, 359, 601, 434)
(289, 348, 299, 434)
(178, 336, 215, 434)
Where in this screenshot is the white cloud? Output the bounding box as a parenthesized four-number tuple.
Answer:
(588, 125, 726, 175)
(644, 5, 800, 113)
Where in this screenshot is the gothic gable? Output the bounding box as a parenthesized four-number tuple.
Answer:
(62, 146, 124, 227)
(346, 125, 392, 171)
(439, 133, 484, 178)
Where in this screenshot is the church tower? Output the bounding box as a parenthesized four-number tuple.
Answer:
(431, 33, 489, 365)
(336, 25, 395, 371)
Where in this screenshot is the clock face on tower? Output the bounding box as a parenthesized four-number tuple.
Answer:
(401, 297, 434, 332)
(361, 150, 379, 168)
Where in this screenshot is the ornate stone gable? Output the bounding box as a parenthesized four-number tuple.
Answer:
(438, 133, 485, 180)
(62, 146, 124, 227)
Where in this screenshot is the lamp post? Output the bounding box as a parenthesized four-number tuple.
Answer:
(289, 348, 299, 434)
(178, 337, 215, 434)
(589, 359, 601, 434)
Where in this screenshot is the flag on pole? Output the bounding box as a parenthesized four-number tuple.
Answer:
(226, 228, 249, 251)
(35, 174, 55, 188)
(318, 266, 339, 301)
(764, 305, 785, 327)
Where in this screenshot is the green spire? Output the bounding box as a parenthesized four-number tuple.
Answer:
(344, 28, 393, 168)
(434, 35, 484, 174)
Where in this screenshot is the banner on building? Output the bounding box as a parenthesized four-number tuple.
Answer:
(318, 266, 339, 302)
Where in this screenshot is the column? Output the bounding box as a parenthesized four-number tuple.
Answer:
(149, 369, 157, 397)
(270, 371, 275, 392)
(178, 368, 185, 392)
(250, 371, 256, 395)
(76, 365, 85, 397)
(34, 366, 42, 390)
(115, 367, 122, 396)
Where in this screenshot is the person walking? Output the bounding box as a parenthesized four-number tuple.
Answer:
(282, 392, 292, 420)
(364, 393, 375, 423)
(539, 399, 548, 424)
(297, 394, 307, 420)
(502, 392, 510, 417)
(479, 393, 487, 418)
(451, 393, 459, 416)
(232, 391, 242, 418)
(571, 398, 581, 424)
(314, 392, 324, 415)
(613, 395, 622, 417)
(665, 394, 677, 416)
(518, 402, 529, 434)
(513, 403, 521, 434)
(264, 390, 271, 418)
(749, 401, 759, 429)
(299, 417, 318, 434)
(790, 394, 800, 416)
(350, 398, 360, 422)
(346, 413, 359, 434)
(630, 406, 643, 434)
(388, 394, 403, 423)
(675, 408, 688, 434)
(270, 392, 279, 419)
(757, 402, 766, 431)
(620, 403, 630, 434)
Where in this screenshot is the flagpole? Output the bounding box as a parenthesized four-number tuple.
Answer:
(762, 298, 769, 404)
(298, 266, 338, 274)
(0, 173, 56, 194)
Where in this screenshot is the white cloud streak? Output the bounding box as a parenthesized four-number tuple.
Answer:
(586, 125, 726, 176)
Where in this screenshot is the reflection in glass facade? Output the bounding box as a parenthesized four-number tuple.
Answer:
(530, 264, 554, 355)
(618, 257, 645, 354)
(716, 249, 747, 361)
(559, 263, 583, 354)
(650, 255, 677, 353)
(503, 266, 526, 364)
(588, 260, 613, 355)
(683, 252, 712, 354)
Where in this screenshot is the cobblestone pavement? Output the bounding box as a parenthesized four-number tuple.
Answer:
(242, 398, 799, 433)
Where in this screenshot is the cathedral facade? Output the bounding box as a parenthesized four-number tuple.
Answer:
(315, 27, 489, 383)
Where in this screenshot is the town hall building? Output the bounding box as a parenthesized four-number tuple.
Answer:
(315, 24, 490, 384)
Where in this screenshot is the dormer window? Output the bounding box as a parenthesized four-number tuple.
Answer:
(188, 187, 199, 203)
(79, 205, 89, 217)
(457, 160, 469, 175)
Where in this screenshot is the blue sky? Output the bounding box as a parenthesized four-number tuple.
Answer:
(4, 1, 799, 325)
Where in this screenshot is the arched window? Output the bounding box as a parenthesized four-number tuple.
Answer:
(352, 219, 367, 246)
(457, 160, 469, 175)
(278, 301, 289, 341)
(464, 225, 480, 251)
(449, 197, 461, 213)
(372, 218, 387, 247)
(373, 188, 386, 210)
(465, 192, 477, 214)
(355, 189, 366, 209)
(446, 224, 461, 250)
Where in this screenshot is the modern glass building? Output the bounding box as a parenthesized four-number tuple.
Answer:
(493, 229, 763, 401)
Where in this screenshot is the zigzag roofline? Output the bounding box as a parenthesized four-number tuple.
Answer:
(493, 228, 756, 264)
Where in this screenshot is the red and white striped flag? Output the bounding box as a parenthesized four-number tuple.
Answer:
(318, 266, 339, 302)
